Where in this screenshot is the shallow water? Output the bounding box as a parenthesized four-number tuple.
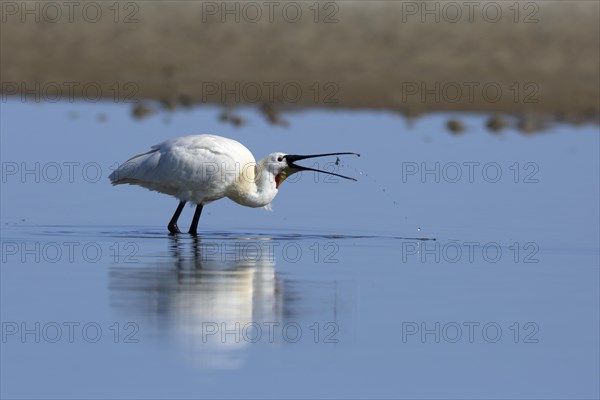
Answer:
(1, 102, 599, 398)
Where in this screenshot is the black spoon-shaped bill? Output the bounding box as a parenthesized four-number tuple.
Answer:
(284, 152, 360, 181)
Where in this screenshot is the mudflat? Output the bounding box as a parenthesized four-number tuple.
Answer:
(2, 1, 599, 120)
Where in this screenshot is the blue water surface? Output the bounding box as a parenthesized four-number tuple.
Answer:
(1, 101, 598, 399)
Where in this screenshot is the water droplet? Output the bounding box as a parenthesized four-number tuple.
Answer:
(417, 227, 421, 231)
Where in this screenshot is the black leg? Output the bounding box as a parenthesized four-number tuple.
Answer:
(168, 201, 186, 234)
(188, 204, 203, 235)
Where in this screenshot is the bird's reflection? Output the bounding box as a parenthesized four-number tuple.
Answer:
(109, 235, 284, 369)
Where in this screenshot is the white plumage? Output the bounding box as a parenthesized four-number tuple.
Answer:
(110, 135, 259, 205)
(110, 134, 358, 234)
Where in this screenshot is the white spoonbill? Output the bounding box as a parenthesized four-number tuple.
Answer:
(109, 134, 359, 234)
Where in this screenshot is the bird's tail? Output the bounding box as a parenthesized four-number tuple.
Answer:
(109, 149, 159, 185)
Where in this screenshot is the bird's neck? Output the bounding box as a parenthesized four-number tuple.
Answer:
(229, 164, 278, 208)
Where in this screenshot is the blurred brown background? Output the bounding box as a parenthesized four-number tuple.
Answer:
(2, 0, 599, 122)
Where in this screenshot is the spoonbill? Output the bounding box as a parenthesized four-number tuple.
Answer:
(109, 134, 359, 234)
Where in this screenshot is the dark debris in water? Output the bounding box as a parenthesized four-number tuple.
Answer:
(219, 111, 245, 127)
(132, 104, 155, 119)
(260, 103, 289, 127)
(486, 115, 506, 132)
(120, 101, 598, 134)
(447, 119, 465, 134)
(517, 115, 548, 134)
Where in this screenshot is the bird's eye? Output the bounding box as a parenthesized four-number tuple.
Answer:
(277, 156, 283, 162)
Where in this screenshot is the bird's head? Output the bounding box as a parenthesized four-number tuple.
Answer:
(261, 152, 360, 188)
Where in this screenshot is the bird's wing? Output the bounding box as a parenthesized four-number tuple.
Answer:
(111, 135, 256, 201)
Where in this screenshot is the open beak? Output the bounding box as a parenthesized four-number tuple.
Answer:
(284, 152, 360, 181)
